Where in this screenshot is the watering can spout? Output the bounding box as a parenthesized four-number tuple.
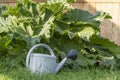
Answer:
(55, 49, 77, 73)
(55, 57, 67, 73)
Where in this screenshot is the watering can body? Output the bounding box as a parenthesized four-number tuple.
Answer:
(26, 44, 68, 74)
(28, 54, 58, 73)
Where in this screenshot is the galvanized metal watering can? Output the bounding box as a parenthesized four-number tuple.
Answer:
(26, 44, 77, 74)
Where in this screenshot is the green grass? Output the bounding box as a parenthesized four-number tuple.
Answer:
(1, 65, 120, 80)
(0, 58, 120, 80)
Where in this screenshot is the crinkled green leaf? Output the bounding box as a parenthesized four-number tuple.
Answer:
(95, 11, 112, 21)
(45, 0, 73, 14)
(77, 27, 95, 42)
(90, 35, 117, 47)
(90, 35, 120, 58)
(61, 9, 112, 27)
(109, 47, 120, 58)
(0, 4, 8, 16)
(3, 6, 19, 16)
(39, 15, 55, 39)
(0, 35, 11, 51)
(67, 0, 76, 3)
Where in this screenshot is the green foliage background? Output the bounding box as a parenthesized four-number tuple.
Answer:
(0, 0, 120, 70)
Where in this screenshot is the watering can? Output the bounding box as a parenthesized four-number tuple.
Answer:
(26, 44, 77, 74)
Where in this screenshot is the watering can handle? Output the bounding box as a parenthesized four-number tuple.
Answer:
(26, 44, 56, 68)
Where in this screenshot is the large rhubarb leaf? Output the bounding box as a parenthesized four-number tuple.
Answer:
(61, 9, 112, 29)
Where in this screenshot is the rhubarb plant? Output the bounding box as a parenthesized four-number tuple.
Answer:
(0, 0, 120, 69)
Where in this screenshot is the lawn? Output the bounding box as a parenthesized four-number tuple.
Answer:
(0, 64, 120, 80)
